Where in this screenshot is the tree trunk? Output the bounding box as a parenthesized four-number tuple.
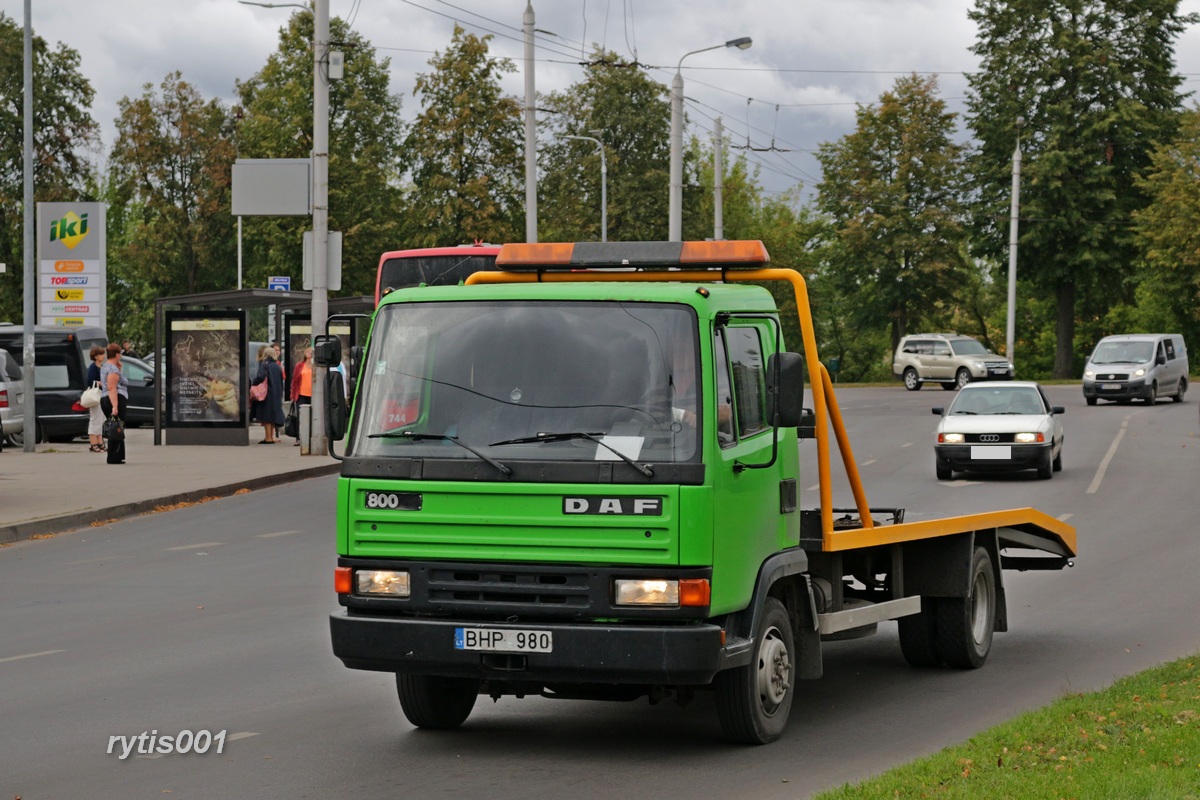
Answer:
(1054, 280, 1075, 378)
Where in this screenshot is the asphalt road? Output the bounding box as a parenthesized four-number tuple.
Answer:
(2, 385, 1198, 799)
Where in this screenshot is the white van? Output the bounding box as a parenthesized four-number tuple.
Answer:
(1082, 333, 1188, 405)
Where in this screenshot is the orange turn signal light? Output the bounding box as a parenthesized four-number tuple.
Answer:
(335, 566, 353, 595)
(679, 579, 711, 607)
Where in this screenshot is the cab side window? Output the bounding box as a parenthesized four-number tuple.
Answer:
(1165, 339, 1176, 360)
(724, 327, 769, 439)
(712, 329, 736, 447)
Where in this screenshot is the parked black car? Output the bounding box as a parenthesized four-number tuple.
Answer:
(0, 324, 107, 442)
(120, 355, 158, 427)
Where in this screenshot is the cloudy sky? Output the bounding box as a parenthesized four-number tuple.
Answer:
(15, 0, 1200, 199)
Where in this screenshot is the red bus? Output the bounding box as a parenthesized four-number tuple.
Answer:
(374, 243, 502, 305)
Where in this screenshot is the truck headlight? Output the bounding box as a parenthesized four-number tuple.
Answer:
(614, 578, 710, 607)
(1133, 367, 1146, 377)
(939, 433, 965, 444)
(356, 569, 411, 596)
(1084, 369, 1095, 378)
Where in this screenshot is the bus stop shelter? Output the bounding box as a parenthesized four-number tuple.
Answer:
(152, 290, 371, 445)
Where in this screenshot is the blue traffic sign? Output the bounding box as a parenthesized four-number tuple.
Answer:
(268, 276, 291, 291)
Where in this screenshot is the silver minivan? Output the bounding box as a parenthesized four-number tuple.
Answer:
(1082, 333, 1188, 405)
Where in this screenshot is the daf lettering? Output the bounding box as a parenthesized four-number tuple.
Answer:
(562, 496, 663, 516)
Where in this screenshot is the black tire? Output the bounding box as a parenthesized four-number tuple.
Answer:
(898, 598, 941, 667)
(1173, 377, 1186, 403)
(935, 462, 952, 481)
(1085, 396, 1097, 406)
(954, 368, 971, 390)
(1036, 449, 1053, 480)
(715, 597, 795, 744)
(903, 368, 922, 391)
(934, 547, 996, 669)
(396, 673, 479, 730)
(1146, 382, 1157, 404)
(1052, 445, 1063, 472)
(6, 421, 44, 446)
(940, 382, 956, 391)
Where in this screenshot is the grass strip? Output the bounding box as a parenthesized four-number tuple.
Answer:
(814, 654, 1200, 800)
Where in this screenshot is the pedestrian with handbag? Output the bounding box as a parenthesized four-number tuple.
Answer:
(85, 345, 107, 453)
(250, 345, 285, 443)
(99, 342, 128, 464)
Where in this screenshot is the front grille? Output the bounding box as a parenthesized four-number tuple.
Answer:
(1093, 373, 1129, 381)
(964, 433, 1017, 443)
(427, 566, 592, 609)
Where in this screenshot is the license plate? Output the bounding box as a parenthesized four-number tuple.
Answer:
(1101, 383, 1121, 390)
(989, 369, 1008, 375)
(455, 627, 552, 653)
(971, 445, 1011, 460)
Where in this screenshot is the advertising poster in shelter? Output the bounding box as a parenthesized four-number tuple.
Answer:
(164, 311, 247, 426)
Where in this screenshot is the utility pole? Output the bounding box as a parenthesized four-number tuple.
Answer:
(309, 0, 330, 454)
(713, 116, 724, 241)
(523, 2, 537, 243)
(22, 0, 35, 451)
(1006, 116, 1024, 369)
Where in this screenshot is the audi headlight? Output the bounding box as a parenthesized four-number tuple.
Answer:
(356, 569, 411, 596)
(939, 433, 965, 444)
(1015, 432, 1044, 443)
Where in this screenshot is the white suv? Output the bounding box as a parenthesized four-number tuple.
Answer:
(893, 333, 1014, 391)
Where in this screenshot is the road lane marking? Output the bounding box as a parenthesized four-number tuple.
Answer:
(255, 530, 299, 538)
(0, 649, 65, 663)
(227, 732, 259, 742)
(1088, 417, 1129, 495)
(861, 459, 877, 467)
(166, 542, 223, 551)
(947, 480, 980, 487)
(806, 484, 820, 492)
(900, 442, 913, 448)
(1058, 513, 1073, 522)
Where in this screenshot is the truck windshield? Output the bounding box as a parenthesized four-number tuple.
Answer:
(1090, 341, 1153, 365)
(348, 301, 701, 463)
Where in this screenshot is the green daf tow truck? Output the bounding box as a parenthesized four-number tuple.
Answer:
(318, 240, 1076, 744)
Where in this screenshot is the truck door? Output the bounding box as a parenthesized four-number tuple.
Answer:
(709, 320, 799, 613)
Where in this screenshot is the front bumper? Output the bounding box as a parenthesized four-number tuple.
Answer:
(330, 613, 724, 685)
(969, 364, 1014, 380)
(1083, 379, 1147, 401)
(935, 442, 1051, 473)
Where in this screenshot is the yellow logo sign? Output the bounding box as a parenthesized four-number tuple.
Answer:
(55, 289, 85, 301)
(54, 317, 86, 327)
(49, 211, 89, 250)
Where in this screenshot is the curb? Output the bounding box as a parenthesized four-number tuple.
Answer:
(0, 463, 341, 545)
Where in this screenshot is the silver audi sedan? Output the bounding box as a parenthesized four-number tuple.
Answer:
(931, 381, 1064, 480)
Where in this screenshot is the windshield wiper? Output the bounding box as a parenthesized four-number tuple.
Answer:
(368, 431, 512, 476)
(952, 410, 977, 415)
(490, 431, 654, 478)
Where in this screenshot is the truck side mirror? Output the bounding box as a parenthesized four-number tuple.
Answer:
(313, 335, 341, 368)
(767, 352, 806, 427)
(325, 369, 347, 442)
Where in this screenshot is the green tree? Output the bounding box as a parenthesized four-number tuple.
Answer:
(966, 0, 1195, 377)
(1131, 106, 1200, 349)
(816, 74, 968, 353)
(0, 12, 99, 321)
(404, 25, 522, 246)
(107, 72, 236, 346)
(539, 50, 672, 242)
(235, 11, 406, 297)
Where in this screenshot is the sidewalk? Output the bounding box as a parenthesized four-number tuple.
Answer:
(0, 428, 340, 544)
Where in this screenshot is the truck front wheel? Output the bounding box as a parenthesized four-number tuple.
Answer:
(934, 547, 996, 669)
(396, 673, 479, 730)
(715, 597, 795, 744)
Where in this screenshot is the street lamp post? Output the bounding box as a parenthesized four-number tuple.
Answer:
(669, 36, 751, 242)
(563, 134, 606, 242)
(1006, 116, 1024, 370)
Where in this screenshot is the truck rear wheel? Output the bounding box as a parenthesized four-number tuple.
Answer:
(934, 547, 995, 669)
(715, 597, 795, 744)
(898, 597, 941, 667)
(396, 673, 479, 730)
